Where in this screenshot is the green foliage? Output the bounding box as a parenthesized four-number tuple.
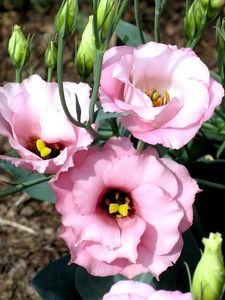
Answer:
(32, 255, 80, 300)
(0, 158, 55, 202)
(115, 20, 150, 46)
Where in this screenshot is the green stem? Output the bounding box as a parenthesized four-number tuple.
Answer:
(112, 0, 129, 32)
(47, 67, 54, 82)
(154, 1, 161, 42)
(57, 35, 85, 128)
(134, 0, 145, 44)
(57, 36, 109, 140)
(15, 68, 22, 83)
(195, 178, 225, 190)
(89, 49, 104, 124)
(0, 175, 53, 198)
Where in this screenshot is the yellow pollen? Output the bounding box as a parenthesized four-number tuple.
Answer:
(40, 147, 52, 158)
(109, 203, 120, 214)
(36, 139, 52, 158)
(109, 203, 129, 217)
(118, 203, 129, 217)
(36, 139, 45, 152)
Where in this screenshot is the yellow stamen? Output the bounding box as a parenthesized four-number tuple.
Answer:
(40, 147, 52, 158)
(163, 91, 170, 105)
(36, 139, 52, 158)
(109, 203, 120, 214)
(36, 139, 45, 152)
(118, 203, 129, 217)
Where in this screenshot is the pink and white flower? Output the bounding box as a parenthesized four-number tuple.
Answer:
(99, 42, 224, 149)
(52, 137, 200, 278)
(0, 75, 93, 174)
(103, 280, 193, 300)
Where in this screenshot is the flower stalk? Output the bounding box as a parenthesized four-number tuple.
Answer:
(134, 0, 145, 43)
(0, 174, 53, 198)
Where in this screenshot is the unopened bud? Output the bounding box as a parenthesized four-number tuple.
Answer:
(184, 0, 207, 41)
(8, 25, 30, 68)
(97, 0, 118, 39)
(45, 40, 57, 69)
(76, 16, 96, 79)
(55, 0, 78, 37)
(192, 232, 225, 300)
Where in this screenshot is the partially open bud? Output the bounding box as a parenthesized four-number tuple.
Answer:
(45, 40, 57, 69)
(192, 232, 225, 300)
(184, 0, 208, 42)
(55, 0, 78, 37)
(97, 0, 118, 39)
(76, 15, 96, 79)
(8, 25, 30, 69)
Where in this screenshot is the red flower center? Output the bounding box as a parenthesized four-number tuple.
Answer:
(27, 138, 64, 159)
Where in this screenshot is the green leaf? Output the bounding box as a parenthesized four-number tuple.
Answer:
(75, 266, 154, 300)
(115, 20, 150, 46)
(0, 159, 55, 202)
(32, 255, 81, 300)
(96, 109, 132, 122)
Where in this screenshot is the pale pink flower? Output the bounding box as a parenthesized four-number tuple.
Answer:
(99, 42, 224, 149)
(52, 137, 200, 278)
(0, 75, 93, 174)
(103, 280, 193, 300)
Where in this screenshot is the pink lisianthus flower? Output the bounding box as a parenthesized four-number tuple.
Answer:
(99, 42, 224, 149)
(51, 137, 200, 279)
(103, 280, 193, 300)
(0, 75, 93, 174)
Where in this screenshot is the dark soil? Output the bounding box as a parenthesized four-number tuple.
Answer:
(0, 1, 219, 299)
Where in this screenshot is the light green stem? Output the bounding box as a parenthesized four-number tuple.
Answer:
(89, 49, 104, 124)
(15, 68, 22, 83)
(154, 1, 161, 42)
(47, 67, 54, 82)
(134, 0, 145, 43)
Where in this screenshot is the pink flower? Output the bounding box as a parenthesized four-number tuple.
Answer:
(103, 280, 193, 300)
(51, 137, 200, 278)
(0, 75, 93, 174)
(99, 42, 224, 149)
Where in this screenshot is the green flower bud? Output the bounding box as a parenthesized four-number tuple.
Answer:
(55, 0, 78, 37)
(8, 25, 30, 69)
(192, 232, 225, 300)
(45, 40, 57, 69)
(76, 16, 96, 79)
(184, 0, 208, 41)
(97, 0, 118, 39)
